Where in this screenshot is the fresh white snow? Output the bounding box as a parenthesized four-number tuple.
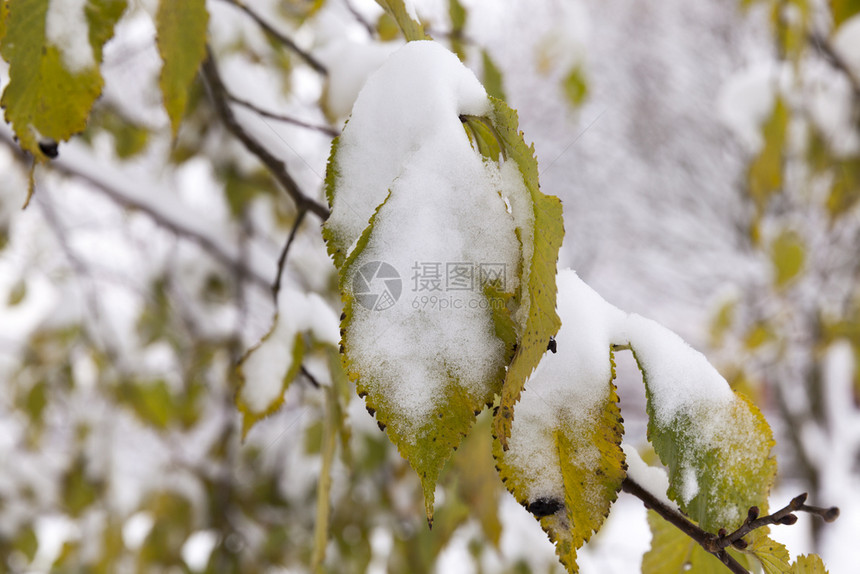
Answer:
(46, 0, 96, 73)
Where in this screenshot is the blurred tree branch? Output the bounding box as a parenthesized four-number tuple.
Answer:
(215, 0, 328, 75)
(200, 50, 331, 220)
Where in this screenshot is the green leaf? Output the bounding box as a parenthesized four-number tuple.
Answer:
(116, 379, 175, 430)
(1, 0, 124, 160)
(0, 1, 7, 44)
(85, 0, 127, 62)
(491, 96, 564, 449)
(449, 0, 467, 60)
(562, 65, 589, 108)
(156, 0, 209, 137)
(748, 97, 788, 217)
(830, 0, 860, 29)
(481, 50, 506, 101)
(745, 535, 792, 574)
(642, 510, 751, 574)
(13, 523, 38, 562)
(771, 230, 805, 287)
(790, 554, 829, 573)
(375, 0, 429, 41)
(62, 455, 102, 516)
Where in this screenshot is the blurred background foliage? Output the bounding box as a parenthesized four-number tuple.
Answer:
(0, 0, 858, 572)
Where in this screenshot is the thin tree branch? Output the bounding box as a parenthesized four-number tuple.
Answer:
(301, 365, 322, 388)
(716, 493, 839, 550)
(200, 51, 330, 221)
(622, 478, 838, 574)
(342, 0, 375, 37)
(808, 32, 860, 101)
(621, 478, 748, 574)
(216, 0, 328, 75)
(0, 130, 275, 291)
(272, 209, 308, 301)
(228, 94, 339, 137)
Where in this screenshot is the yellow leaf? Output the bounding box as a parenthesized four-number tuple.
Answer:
(745, 535, 792, 574)
(790, 554, 829, 573)
(643, 510, 751, 574)
(1, 0, 124, 159)
(156, 0, 209, 137)
(375, 0, 429, 41)
(492, 96, 564, 449)
(748, 98, 788, 215)
(771, 230, 805, 287)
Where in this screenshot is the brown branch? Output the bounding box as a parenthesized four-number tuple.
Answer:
(622, 478, 749, 574)
(272, 208, 308, 301)
(216, 0, 328, 75)
(0, 130, 275, 291)
(200, 50, 330, 220)
(808, 32, 860, 101)
(228, 94, 340, 137)
(623, 478, 838, 574)
(716, 493, 839, 551)
(343, 0, 375, 37)
(300, 365, 322, 388)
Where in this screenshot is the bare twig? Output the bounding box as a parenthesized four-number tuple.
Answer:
(622, 478, 749, 574)
(622, 478, 838, 574)
(808, 32, 860, 101)
(200, 51, 330, 220)
(272, 209, 308, 301)
(342, 0, 375, 37)
(301, 365, 322, 388)
(228, 94, 339, 137)
(216, 0, 328, 75)
(717, 493, 839, 550)
(0, 130, 274, 291)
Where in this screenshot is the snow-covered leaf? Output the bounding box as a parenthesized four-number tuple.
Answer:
(324, 42, 549, 520)
(628, 316, 777, 532)
(236, 290, 339, 438)
(375, 0, 428, 41)
(790, 554, 828, 573)
(156, 0, 208, 137)
(492, 97, 564, 449)
(495, 271, 625, 572)
(1, 0, 126, 160)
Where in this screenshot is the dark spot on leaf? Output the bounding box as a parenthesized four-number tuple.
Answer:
(473, 409, 481, 416)
(38, 140, 58, 159)
(377, 421, 386, 432)
(493, 406, 499, 416)
(547, 337, 557, 353)
(340, 312, 346, 321)
(526, 497, 564, 518)
(438, 413, 443, 419)
(366, 406, 375, 416)
(357, 390, 367, 398)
